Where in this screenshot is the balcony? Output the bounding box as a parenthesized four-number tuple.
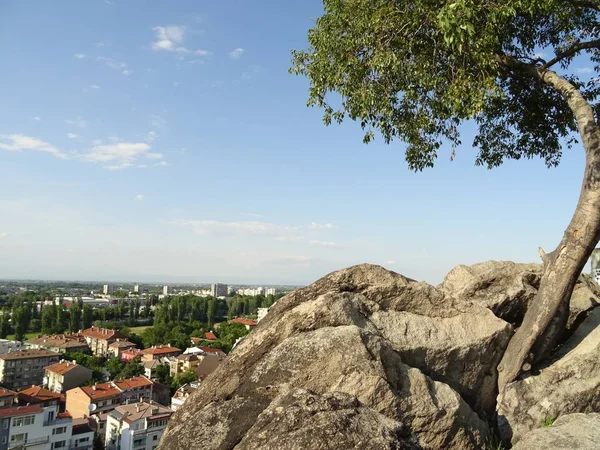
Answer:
(8, 436, 49, 448)
(70, 443, 93, 450)
(43, 417, 71, 427)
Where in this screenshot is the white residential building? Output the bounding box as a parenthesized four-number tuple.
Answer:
(210, 284, 227, 298)
(170, 382, 200, 412)
(105, 402, 173, 450)
(0, 400, 72, 450)
(265, 288, 277, 296)
(162, 286, 169, 296)
(103, 285, 110, 295)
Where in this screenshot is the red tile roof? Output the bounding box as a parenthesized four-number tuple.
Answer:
(81, 327, 126, 340)
(79, 383, 120, 400)
(0, 405, 42, 418)
(25, 333, 88, 350)
(0, 349, 59, 360)
(18, 386, 62, 404)
(108, 340, 137, 348)
(204, 332, 217, 341)
(229, 318, 257, 327)
(199, 347, 225, 355)
(140, 345, 181, 355)
(113, 376, 153, 390)
(121, 349, 143, 358)
(44, 360, 82, 375)
(0, 387, 17, 398)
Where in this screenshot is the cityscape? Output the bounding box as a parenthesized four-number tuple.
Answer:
(0, 279, 292, 450)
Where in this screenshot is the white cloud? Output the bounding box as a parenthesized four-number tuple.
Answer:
(32, 116, 41, 121)
(91, 139, 103, 145)
(97, 56, 131, 75)
(66, 133, 79, 139)
(0, 232, 7, 239)
(145, 131, 157, 142)
(135, 194, 144, 201)
(171, 220, 298, 237)
(84, 142, 164, 170)
(173, 81, 181, 87)
(308, 240, 342, 248)
(267, 255, 316, 268)
(66, 117, 87, 129)
(0, 134, 66, 158)
(194, 49, 212, 56)
(384, 260, 396, 265)
(152, 26, 190, 54)
(90, 84, 101, 89)
(74, 53, 86, 59)
(229, 48, 244, 60)
(154, 161, 169, 167)
(151, 115, 167, 129)
(309, 222, 337, 229)
(241, 212, 264, 218)
(576, 67, 594, 74)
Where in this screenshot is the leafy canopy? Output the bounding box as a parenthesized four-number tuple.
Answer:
(291, 0, 600, 170)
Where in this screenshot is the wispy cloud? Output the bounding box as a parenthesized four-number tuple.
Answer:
(90, 84, 101, 89)
(135, 194, 144, 201)
(267, 255, 316, 268)
(384, 260, 396, 265)
(229, 48, 244, 60)
(0, 134, 66, 159)
(32, 116, 41, 122)
(74, 53, 86, 59)
(145, 131, 157, 142)
(309, 222, 337, 229)
(66, 133, 79, 139)
(91, 139, 103, 145)
(241, 212, 264, 218)
(171, 220, 298, 236)
(97, 56, 132, 76)
(151, 25, 212, 58)
(0, 232, 7, 239)
(84, 142, 164, 170)
(242, 64, 261, 80)
(66, 117, 87, 129)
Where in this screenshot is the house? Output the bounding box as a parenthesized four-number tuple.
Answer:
(169, 355, 200, 377)
(17, 386, 62, 408)
(0, 350, 60, 390)
(190, 332, 217, 346)
(108, 340, 137, 359)
(105, 401, 173, 450)
(142, 360, 161, 380)
(183, 347, 226, 359)
(44, 360, 93, 393)
(139, 345, 181, 362)
(120, 349, 143, 362)
(0, 398, 72, 450)
(70, 417, 94, 450)
(0, 388, 16, 409)
(81, 327, 127, 358)
(170, 382, 200, 412)
(228, 318, 258, 330)
(25, 333, 90, 354)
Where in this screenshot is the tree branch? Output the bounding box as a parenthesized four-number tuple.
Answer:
(569, 0, 600, 11)
(541, 38, 600, 70)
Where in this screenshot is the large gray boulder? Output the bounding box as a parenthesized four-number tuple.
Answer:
(497, 308, 600, 444)
(439, 261, 600, 327)
(512, 413, 600, 450)
(159, 265, 504, 450)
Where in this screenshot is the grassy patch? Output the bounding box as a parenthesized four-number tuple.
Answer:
(6, 332, 41, 341)
(128, 325, 152, 335)
(542, 416, 556, 428)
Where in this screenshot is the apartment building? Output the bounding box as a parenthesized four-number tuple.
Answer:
(0, 350, 60, 390)
(81, 328, 127, 358)
(0, 400, 72, 450)
(170, 382, 199, 412)
(25, 335, 90, 355)
(44, 361, 93, 394)
(0, 389, 16, 409)
(70, 418, 94, 450)
(108, 341, 137, 360)
(105, 402, 172, 450)
(139, 346, 181, 362)
(0, 341, 23, 355)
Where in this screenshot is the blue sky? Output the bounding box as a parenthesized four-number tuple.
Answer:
(0, 0, 593, 285)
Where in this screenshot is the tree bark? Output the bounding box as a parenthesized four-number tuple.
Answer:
(497, 61, 600, 392)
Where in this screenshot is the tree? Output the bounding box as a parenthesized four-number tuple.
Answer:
(82, 305, 94, 329)
(107, 358, 126, 379)
(41, 305, 55, 335)
(12, 306, 28, 341)
(70, 303, 82, 333)
(0, 308, 11, 339)
(155, 363, 172, 386)
(291, 0, 600, 392)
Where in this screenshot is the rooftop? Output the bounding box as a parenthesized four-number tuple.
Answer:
(81, 327, 126, 340)
(110, 401, 172, 424)
(205, 332, 217, 341)
(18, 386, 62, 404)
(113, 376, 153, 390)
(0, 349, 59, 360)
(0, 387, 17, 398)
(141, 345, 181, 355)
(108, 340, 137, 348)
(25, 333, 88, 349)
(229, 318, 258, 327)
(0, 404, 42, 418)
(45, 360, 86, 375)
(78, 383, 120, 400)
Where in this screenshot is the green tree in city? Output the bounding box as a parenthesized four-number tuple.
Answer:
(0, 308, 11, 339)
(70, 303, 82, 332)
(11, 306, 28, 341)
(82, 305, 94, 329)
(291, 0, 600, 392)
(41, 304, 55, 335)
(155, 363, 172, 386)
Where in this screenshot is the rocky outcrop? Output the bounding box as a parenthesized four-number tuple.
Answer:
(497, 308, 600, 444)
(439, 261, 600, 328)
(235, 389, 420, 450)
(511, 413, 600, 450)
(159, 264, 506, 450)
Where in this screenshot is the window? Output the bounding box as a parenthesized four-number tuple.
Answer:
(52, 427, 66, 435)
(47, 411, 55, 422)
(12, 416, 34, 427)
(2, 437, 6, 444)
(3, 419, 8, 429)
(52, 440, 66, 449)
(153, 435, 158, 441)
(10, 433, 27, 442)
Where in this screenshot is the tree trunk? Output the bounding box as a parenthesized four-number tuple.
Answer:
(497, 64, 600, 392)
